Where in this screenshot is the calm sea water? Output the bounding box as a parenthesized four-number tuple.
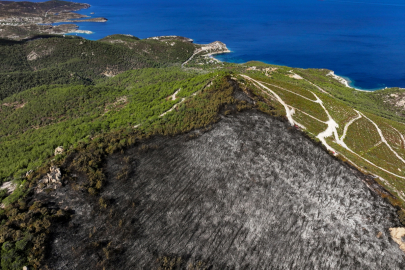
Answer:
(20, 0, 405, 89)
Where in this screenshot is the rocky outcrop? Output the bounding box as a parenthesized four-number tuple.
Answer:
(199, 41, 230, 54)
(38, 166, 62, 190)
(54, 146, 64, 156)
(182, 41, 230, 67)
(101, 70, 117, 78)
(0, 181, 17, 194)
(27, 51, 39, 61)
(25, 170, 33, 177)
(390, 228, 405, 253)
(383, 93, 405, 114)
(147, 35, 194, 43)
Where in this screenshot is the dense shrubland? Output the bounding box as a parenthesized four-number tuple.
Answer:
(0, 35, 195, 99)
(0, 67, 215, 182)
(0, 34, 240, 270)
(0, 73, 241, 268)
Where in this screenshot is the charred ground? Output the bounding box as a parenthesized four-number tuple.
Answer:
(38, 100, 405, 269)
(2, 32, 405, 269)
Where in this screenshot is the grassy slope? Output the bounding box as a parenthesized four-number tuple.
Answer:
(236, 63, 405, 209)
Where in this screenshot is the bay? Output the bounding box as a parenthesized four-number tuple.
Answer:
(15, 0, 405, 89)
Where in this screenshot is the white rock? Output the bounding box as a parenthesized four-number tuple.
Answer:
(54, 146, 64, 156)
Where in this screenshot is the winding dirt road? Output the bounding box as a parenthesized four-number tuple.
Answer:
(240, 74, 405, 201)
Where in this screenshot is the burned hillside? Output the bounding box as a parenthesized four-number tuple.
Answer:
(39, 110, 405, 269)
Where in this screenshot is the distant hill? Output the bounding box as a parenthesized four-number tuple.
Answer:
(0, 35, 196, 99)
(0, 0, 106, 40)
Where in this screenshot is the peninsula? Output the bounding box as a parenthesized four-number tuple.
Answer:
(0, 0, 106, 40)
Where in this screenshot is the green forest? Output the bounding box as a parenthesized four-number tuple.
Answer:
(0, 67, 215, 182)
(0, 35, 195, 99)
(0, 34, 234, 268)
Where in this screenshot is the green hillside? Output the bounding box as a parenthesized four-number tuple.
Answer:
(1, 35, 405, 268)
(0, 35, 195, 99)
(236, 65, 405, 208)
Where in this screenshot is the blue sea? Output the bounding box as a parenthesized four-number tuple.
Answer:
(18, 0, 405, 90)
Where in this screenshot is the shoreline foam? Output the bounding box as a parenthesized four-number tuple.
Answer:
(69, 30, 94, 34)
(327, 71, 385, 92)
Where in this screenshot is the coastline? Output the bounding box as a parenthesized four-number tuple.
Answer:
(6, 0, 394, 91)
(0, 1, 105, 40)
(66, 29, 94, 35)
(36, 0, 404, 90)
(327, 71, 386, 92)
(327, 71, 368, 91)
(205, 49, 231, 63)
(213, 53, 386, 92)
(182, 41, 230, 67)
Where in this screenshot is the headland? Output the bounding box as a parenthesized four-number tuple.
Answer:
(0, 0, 106, 40)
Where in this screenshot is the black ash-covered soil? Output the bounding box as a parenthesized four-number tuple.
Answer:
(41, 111, 405, 269)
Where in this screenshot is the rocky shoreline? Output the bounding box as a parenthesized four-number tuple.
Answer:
(327, 71, 385, 92)
(182, 41, 231, 67)
(0, 0, 106, 40)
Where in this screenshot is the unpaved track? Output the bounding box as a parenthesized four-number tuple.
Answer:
(291, 71, 331, 96)
(262, 81, 318, 103)
(340, 111, 362, 141)
(287, 105, 326, 124)
(241, 75, 295, 126)
(392, 125, 405, 148)
(241, 75, 405, 201)
(181, 49, 202, 67)
(160, 98, 185, 117)
(360, 112, 405, 165)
